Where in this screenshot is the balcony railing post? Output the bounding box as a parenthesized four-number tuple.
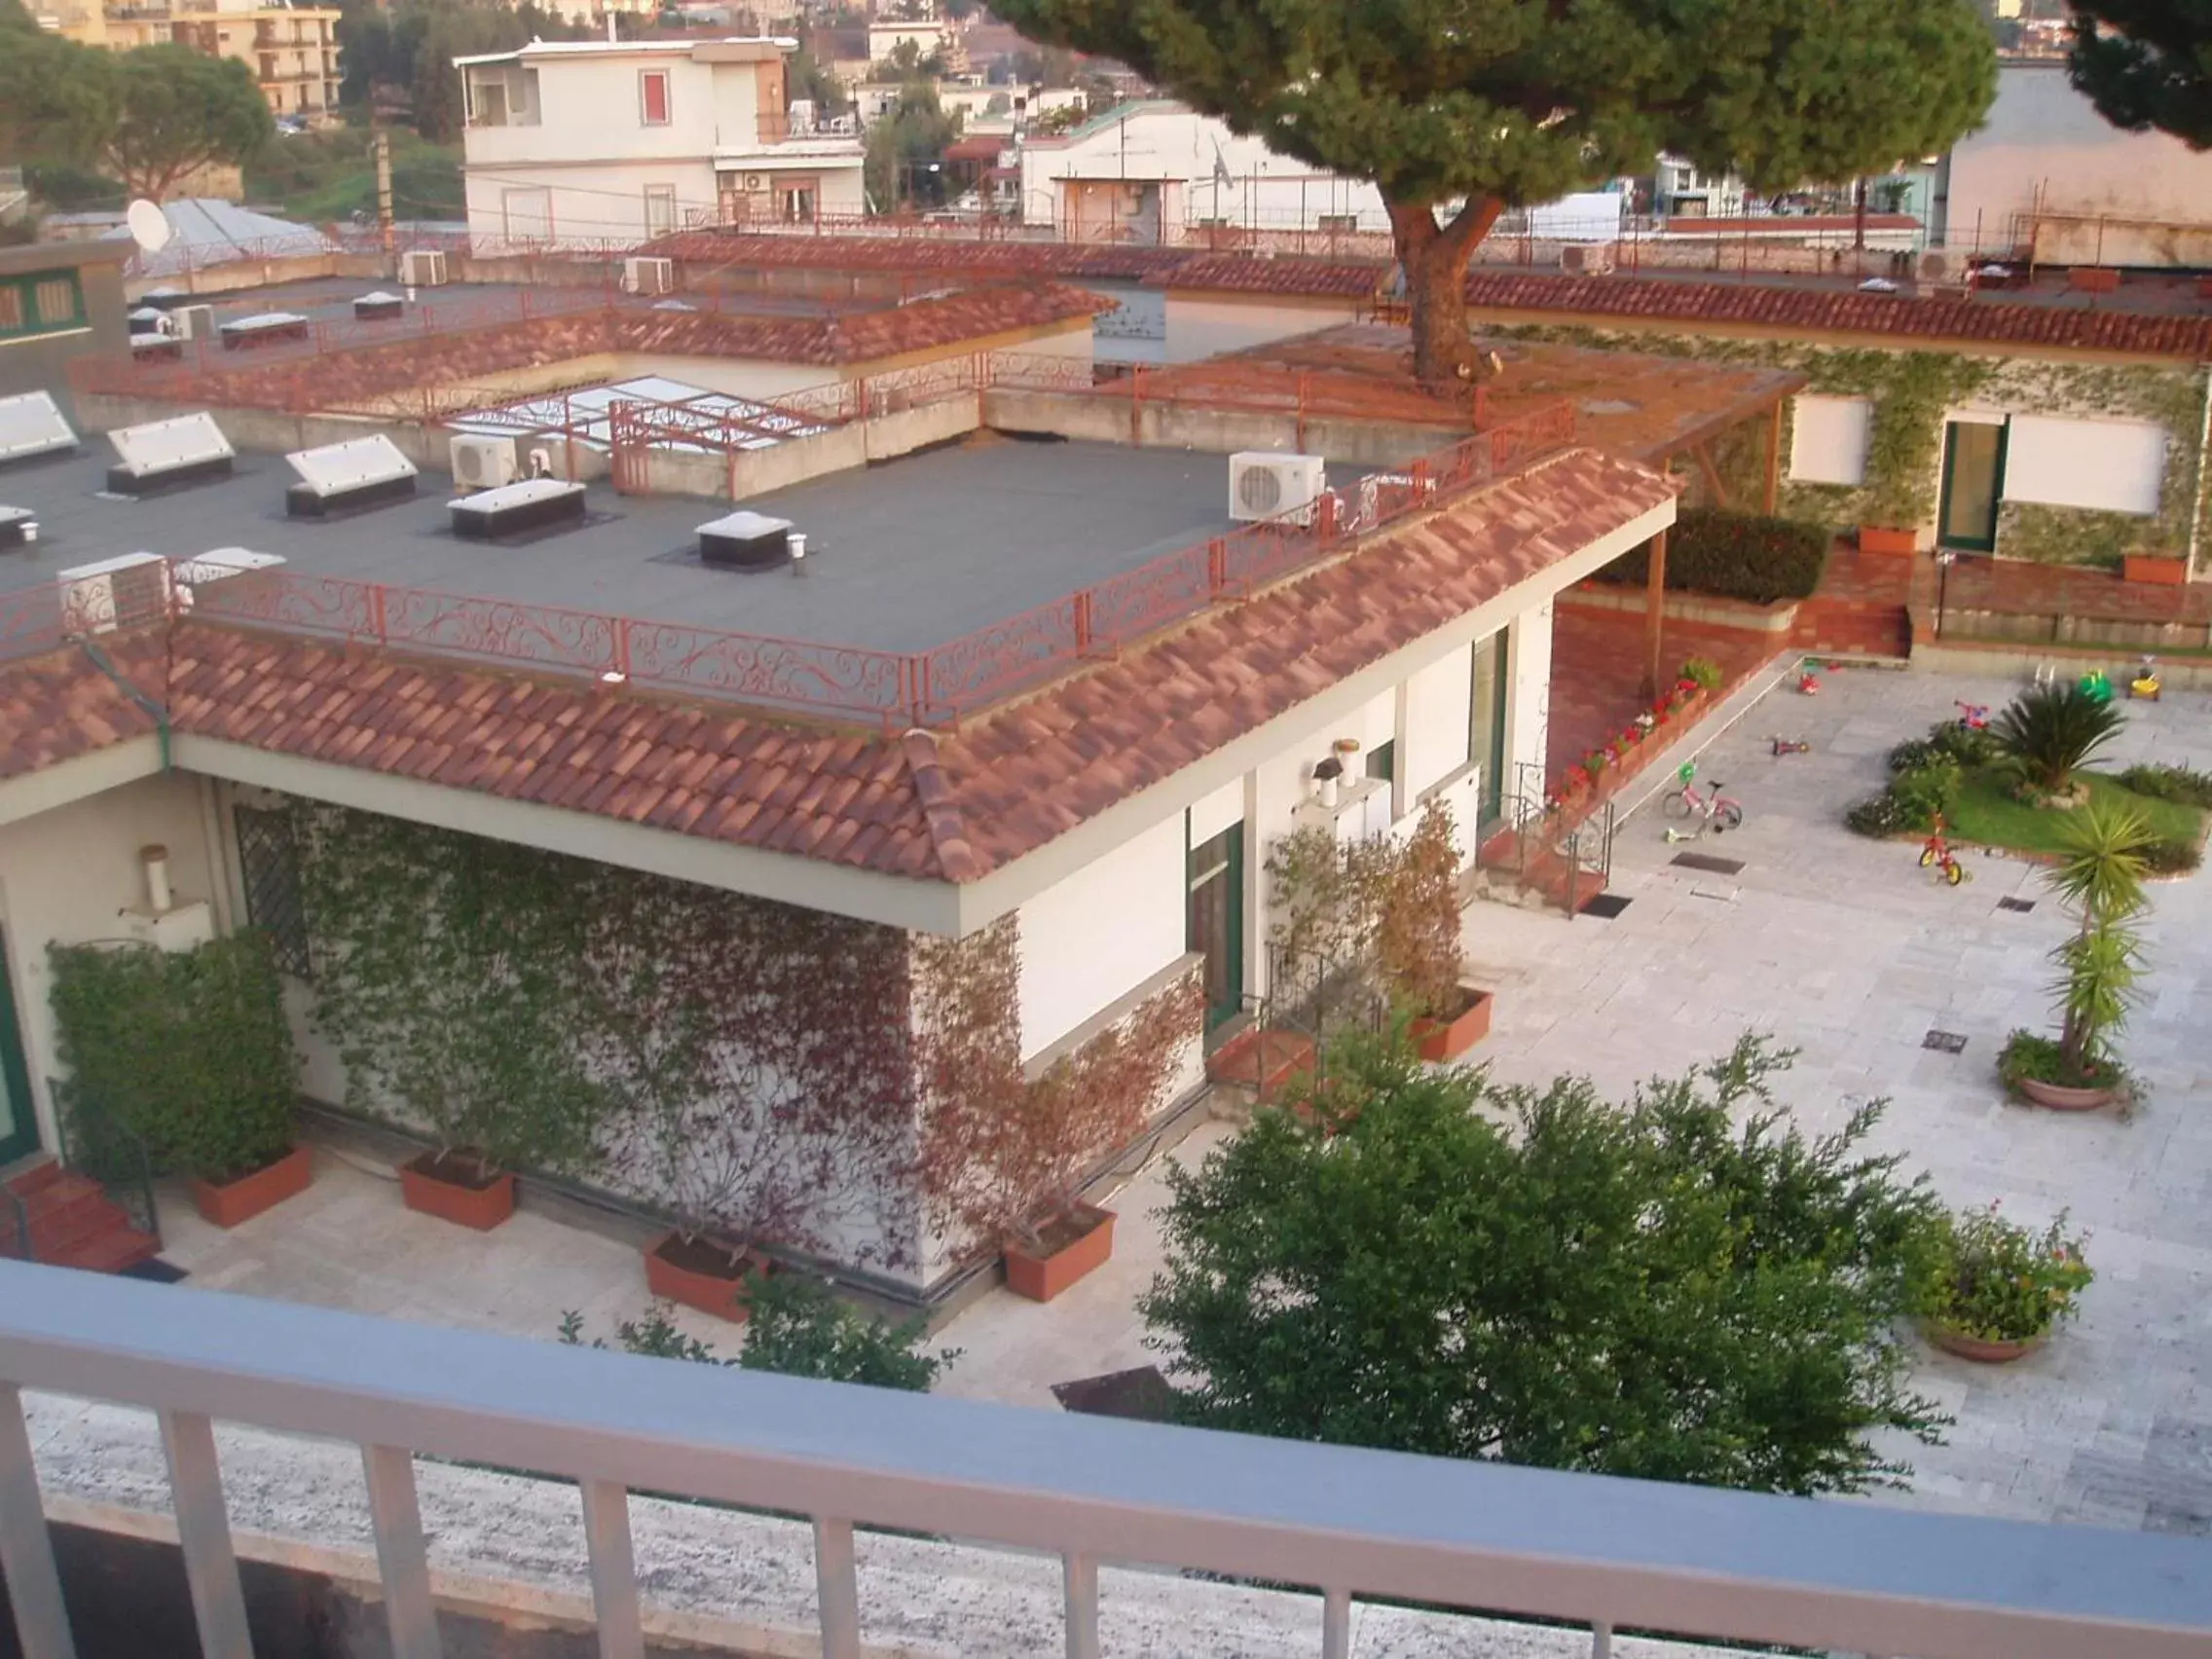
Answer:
(1322, 1587, 1351, 1659)
(1207, 536, 1227, 600)
(813, 1518, 861, 1659)
(578, 1479, 645, 1659)
(1062, 1552, 1100, 1659)
(0, 1383, 74, 1659)
(1591, 1619, 1613, 1659)
(1074, 591, 1094, 655)
(361, 1445, 441, 1659)
(160, 1409, 253, 1659)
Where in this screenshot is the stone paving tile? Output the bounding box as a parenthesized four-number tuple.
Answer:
(939, 663, 2212, 1536)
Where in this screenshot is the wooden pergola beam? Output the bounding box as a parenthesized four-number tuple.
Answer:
(1643, 527, 1668, 701)
(1764, 398, 1784, 515)
(1691, 442, 1730, 508)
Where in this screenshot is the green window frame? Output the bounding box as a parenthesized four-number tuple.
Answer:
(0, 270, 87, 341)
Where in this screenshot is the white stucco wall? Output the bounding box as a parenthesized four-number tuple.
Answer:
(1014, 814, 1186, 1061)
(1506, 602, 1554, 809)
(464, 162, 719, 249)
(0, 770, 224, 1153)
(1941, 61, 2212, 266)
(1162, 295, 1362, 363)
(1403, 642, 1475, 801)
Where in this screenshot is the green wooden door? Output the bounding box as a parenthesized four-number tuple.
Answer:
(1188, 819, 1245, 1032)
(1937, 421, 2008, 553)
(0, 934, 41, 1165)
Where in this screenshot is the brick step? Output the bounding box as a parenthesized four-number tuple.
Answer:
(44, 1225, 162, 1275)
(2, 1162, 160, 1274)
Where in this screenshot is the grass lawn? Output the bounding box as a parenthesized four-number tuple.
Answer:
(1949, 769, 2207, 854)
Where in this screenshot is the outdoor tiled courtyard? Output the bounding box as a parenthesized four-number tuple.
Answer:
(147, 663, 2212, 1535)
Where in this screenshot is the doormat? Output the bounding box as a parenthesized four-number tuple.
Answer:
(1922, 1030, 1969, 1054)
(1580, 893, 1632, 918)
(1051, 1366, 1177, 1422)
(1671, 852, 1746, 875)
(1997, 897, 2036, 913)
(118, 1258, 187, 1284)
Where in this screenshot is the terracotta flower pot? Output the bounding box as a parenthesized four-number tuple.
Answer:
(2016, 1076, 2120, 1112)
(190, 1144, 313, 1229)
(1411, 985, 1495, 1064)
(1923, 1321, 2047, 1364)
(1004, 1203, 1115, 1303)
(2122, 554, 2188, 586)
(645, 1231, 764, 1323)
(399, 1150, 516, 1231)
(1858, 526, 1918, 557)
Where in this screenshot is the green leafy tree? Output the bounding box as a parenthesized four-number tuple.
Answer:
(2068, 0, 2212, 149)
(1142, 1033, 1949, 1494)
(988, 0, 1996, 389)
(865, 81, 961, 211)
(0, 0, 118, 175)
(561, 1277, 958, 1390)
(99, 45, 273, 202)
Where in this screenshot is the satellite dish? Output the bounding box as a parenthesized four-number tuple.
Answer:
(126, 199, 172, 254)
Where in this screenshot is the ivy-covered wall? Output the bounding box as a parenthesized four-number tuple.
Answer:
(1496, 322, 2209, 571)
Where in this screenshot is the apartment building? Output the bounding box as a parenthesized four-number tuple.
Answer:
(458, 38, 866, 249)
(36, 0, 342, 123)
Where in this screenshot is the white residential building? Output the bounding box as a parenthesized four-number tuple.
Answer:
(866, 17, 951, 66)
(457, 38, 865, 250)
(1018, 101, 1390, 241)
(1936, 59, 2212, 266)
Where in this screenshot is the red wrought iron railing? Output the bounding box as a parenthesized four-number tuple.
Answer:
(159, 396, 1577, 725)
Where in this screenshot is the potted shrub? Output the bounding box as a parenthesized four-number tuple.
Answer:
(396, 1028, 603, 1230)
(1379, 803, 1493, 1062)
(2121, 551, 2188, 586)
(919, 924, 1203, 1304)
(1916, 1203, 2093, 1363)
(48, 933, 308, 1230)
(1679, 656, 1724, 696)
(1859, 525, 1919, 557)
(1999, 798, 2156, 1111)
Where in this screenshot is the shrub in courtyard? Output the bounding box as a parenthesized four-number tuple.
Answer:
(2143, 836, 2203, 876)
(2117, 763, 2212, 810)
(1913, 1203, 2093, 1348)
(1888, 719, 2000, 775)
(1844, 791, 1914, 837)
(1372, 803, 1466, 1023)
(1596, 508, 1830, 605)
(1990, 682, 2124, 799)
(1141, 1031, 1950, 1495)
(47, 932, 299, 1183)
(1680, 655, 1725, 694)
(560, 1275, 957, 1390)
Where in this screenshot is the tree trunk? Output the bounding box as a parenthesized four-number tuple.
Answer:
(1386, 195, 1504, 394)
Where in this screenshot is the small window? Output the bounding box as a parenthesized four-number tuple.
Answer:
(640, 69, 671, 126)
(1316, 213, 1358, 233)
(235, 805, 311, 979)
(1365, 740, 1395, 784)
(0, 287, 23, 334)
(644, 183, 678, 236)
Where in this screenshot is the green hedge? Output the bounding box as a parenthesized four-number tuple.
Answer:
(1597, 507, 1830, 606)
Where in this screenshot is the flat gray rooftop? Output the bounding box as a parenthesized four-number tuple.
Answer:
(137, 275, 859, 327)
(0, 436, 1335, 652)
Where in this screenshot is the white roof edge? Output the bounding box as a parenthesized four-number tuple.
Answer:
(455, 34, 794, 67)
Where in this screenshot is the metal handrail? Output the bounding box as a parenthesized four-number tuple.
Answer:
(1, 1261, 2210, 1659)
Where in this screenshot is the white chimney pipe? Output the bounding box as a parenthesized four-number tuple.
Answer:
(141, 844, 172, 914)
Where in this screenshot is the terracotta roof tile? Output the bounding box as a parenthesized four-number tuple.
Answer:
(643, 230, 1191, 283)
(0, 633, 166, 784)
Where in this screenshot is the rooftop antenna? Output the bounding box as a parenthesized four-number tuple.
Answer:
(125, 198, 172, 255)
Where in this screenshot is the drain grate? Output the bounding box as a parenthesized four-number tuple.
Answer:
(1580, 893, 1632, 918)
(1671, 852, 1746, 875)
(1923, 1030, 1969, 1054)
(1997, 896, 2036, 913)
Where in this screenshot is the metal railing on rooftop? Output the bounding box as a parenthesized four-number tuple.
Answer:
(158, 398, 1578, 727)
(1, 1259, 2209, 1659)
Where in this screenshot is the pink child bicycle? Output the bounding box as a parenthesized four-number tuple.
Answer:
(1661, 761, 1744, 837)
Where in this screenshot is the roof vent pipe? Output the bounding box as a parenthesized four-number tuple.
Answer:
(141, 844, 172, 915)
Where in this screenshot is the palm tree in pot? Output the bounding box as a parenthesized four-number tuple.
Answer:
(1989, 682, 2124, 809)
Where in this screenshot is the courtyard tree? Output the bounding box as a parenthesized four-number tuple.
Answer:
(988, 0, 1997, 390)
(0, 0, 117, 176)
(1142, 1034, 1950, 1494)
(2068, 0, 2212, 150)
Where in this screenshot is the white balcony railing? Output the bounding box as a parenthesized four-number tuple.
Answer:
(2, 1258, 2211, 1659)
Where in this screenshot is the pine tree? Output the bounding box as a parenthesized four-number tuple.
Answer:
(2068, 0, 2212, 150)
(989, 0, 1996, 390)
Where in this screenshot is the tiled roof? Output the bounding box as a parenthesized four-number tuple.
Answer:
(183, 286, 1110, 411)
(640, 230, 1192, 283)
(929, 447, 1676, 871)
(0, 635, 166, 785)
(164, 626, 954, 878)
(1141, 255, 2212, 359)
(6, 449, 1672, 884)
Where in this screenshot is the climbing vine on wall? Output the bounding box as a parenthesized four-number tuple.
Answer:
(913, 918, 1202, 1256)
(292, 802, 921, 1269)
(1496, 322, 2207, 567)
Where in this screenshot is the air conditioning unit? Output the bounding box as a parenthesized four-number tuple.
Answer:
(1559, 242, 1614, 276)
(174, 303, 217, 341)
(1917, 251, 1951, 281)
(744, 173, 767, 191)
(622, 256, 675, 295)
(1229, 452, 1327, 527)
(399, 249, 449, 287)
(55, 552, 171, 637)
(448, 432, 519, 493)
